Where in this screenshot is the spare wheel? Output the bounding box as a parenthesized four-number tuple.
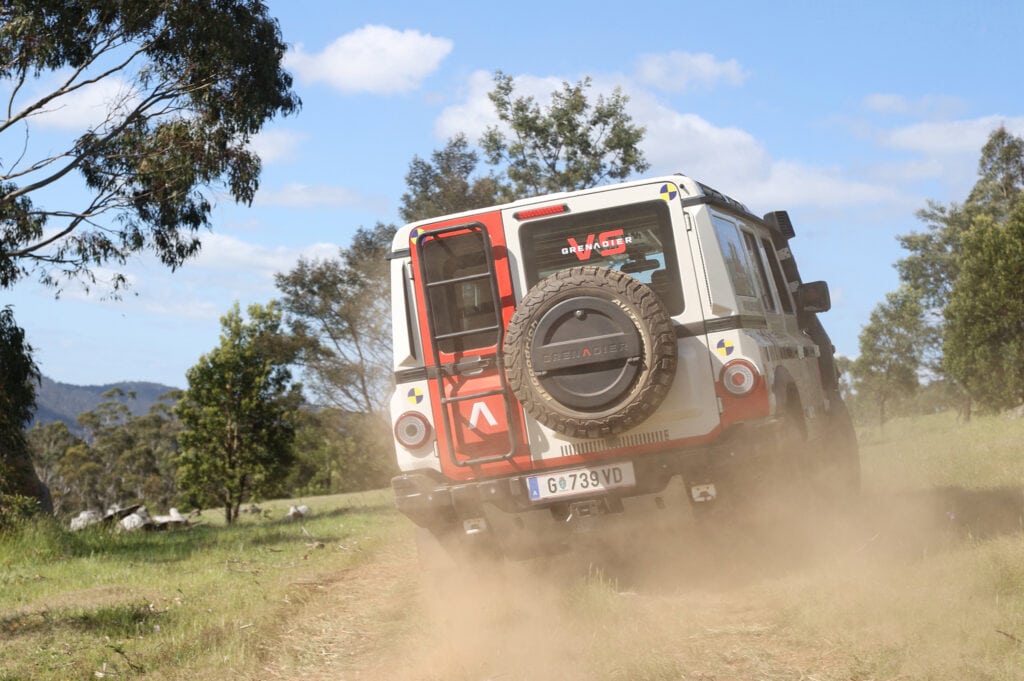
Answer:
(503, 266, 677, 439)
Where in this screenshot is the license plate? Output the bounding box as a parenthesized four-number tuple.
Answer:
(526, 462, 636, 501)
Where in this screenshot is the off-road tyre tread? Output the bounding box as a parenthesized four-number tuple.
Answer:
(503, 266, 676, 439)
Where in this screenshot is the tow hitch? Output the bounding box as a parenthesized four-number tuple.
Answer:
(567, 499, 603, 522)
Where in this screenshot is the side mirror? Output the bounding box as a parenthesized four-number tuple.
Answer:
(797, 280, 831, 313)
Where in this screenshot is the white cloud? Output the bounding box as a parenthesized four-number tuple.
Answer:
(630, 91, 770, 186)
(634, 52, 747, 92)
(141, 297, 224, 322)
(31, 76, 138, 131)
(435, 70, 501, 140)
(55, 266, 137, 301)
(253, 182, 366, 208)
(435, 70, 563, 140)
(435, 70, 913, 215)
(853, 115, 1024, 199)
(737, 161, 903, 211)
(879, 115, 1024, 156)
(287, 25, 452, 94)
(862, 93, 966, 118)
(249, 129, 306, 163)
(635, 100, 900, 211)
(127, 235, 340, 322)
(192, 233, 338, 276)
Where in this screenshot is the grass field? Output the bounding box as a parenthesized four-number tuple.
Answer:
(0, 491, 410, 680)
(2, 411, 1023, 680)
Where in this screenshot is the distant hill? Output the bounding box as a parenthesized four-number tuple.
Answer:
(33, 376, 181, 433)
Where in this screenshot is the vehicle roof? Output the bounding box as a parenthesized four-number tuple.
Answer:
(389, 173, 759, 254)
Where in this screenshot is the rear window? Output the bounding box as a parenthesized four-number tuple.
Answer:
(520, 201, 684, 314)
(421, 229, 498, 354)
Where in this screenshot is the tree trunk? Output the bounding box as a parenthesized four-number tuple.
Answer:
(878, 397, 888, 435)
(1, 449, 52, 513)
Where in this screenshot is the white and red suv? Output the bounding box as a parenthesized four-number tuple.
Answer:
(387, 174, 858, 559)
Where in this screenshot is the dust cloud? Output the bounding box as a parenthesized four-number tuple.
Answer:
(353, 482, 1023, 681)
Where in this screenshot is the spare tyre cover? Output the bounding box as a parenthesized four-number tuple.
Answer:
(503, 266, 676, 439)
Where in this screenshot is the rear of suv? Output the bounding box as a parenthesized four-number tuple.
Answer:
(387, 174, 858, 559)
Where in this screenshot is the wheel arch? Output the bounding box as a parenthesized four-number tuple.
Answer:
(771, 366, 804, 426)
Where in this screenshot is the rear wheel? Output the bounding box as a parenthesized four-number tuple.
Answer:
(815, 395, 860, 503)
(725, 405, 812, 526)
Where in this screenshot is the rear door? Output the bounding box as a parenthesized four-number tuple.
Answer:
(408, 212, 529, 481)
(503, 181, 722, 463)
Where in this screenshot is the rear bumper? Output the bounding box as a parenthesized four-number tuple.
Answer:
(391, 421, 776, 532)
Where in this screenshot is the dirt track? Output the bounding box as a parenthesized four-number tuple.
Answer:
(260, 487, 1024, 681)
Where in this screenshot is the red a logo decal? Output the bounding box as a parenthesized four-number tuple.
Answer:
(566, 229, 627, 261)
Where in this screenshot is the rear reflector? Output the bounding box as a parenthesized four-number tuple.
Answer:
(514, 204, 569, 220)
(721, 359, 760, 397)
(394, 411, 432, 449)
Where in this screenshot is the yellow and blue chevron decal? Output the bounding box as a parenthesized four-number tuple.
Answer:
(659, 183, 679, 201)
(716, 338, 735, 357)
(406, 386, 424, 405)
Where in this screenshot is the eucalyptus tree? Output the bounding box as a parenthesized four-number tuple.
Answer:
(481, 70, 649, 199)
(0, 0, 299, 291)
(943, 207, 1024, 410)
(0, 305, 46, 515)
(850, 288, 929, 429)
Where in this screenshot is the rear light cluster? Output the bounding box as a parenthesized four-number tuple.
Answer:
(394, 411, 432, 449)
(721, 359, 760, 397)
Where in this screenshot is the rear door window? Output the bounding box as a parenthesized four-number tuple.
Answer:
(520, 201, 684, 314)
(421, 230, 497, 353)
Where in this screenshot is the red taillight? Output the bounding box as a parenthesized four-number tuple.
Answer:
(514, 204, 569, 221)
(721, 359, 760, 397)
(394, 411, 432, 449)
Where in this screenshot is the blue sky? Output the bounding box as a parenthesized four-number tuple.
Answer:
(5, 0, 1024, 388)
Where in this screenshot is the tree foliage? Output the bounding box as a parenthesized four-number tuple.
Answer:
(26, 420, 83, 513)
(850, 287, 929, 428)
(481, 71, 649, 199)
(0, 305, 48, 518)
(0, 306, 38, 453)
(27, 390, 181, 514)
(943, 207, 1024, 410)
(275, 223, 395, 415)
(0, 0, 299, 291)
(885, 126, 1024, 414)
(898, 128, 1024, 308)
(399, 134, 502, 223)
(285, 408, 395, 496)
(966, 126, 1024, 219)
(176, 302, 302, 523)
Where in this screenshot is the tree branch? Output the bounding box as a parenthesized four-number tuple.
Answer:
(2, 86, 179, 203)
(0, 31, 142, 135)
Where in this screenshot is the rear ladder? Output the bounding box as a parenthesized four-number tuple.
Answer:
(412, 222, 518, 467)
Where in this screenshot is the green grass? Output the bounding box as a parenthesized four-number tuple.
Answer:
(3, 413, 1024, 681)
(858, 410, 1024, 491)
(0, 489, 403, 681)
(755, 413, 1024, 679)
(467, 411, 1024, 681)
